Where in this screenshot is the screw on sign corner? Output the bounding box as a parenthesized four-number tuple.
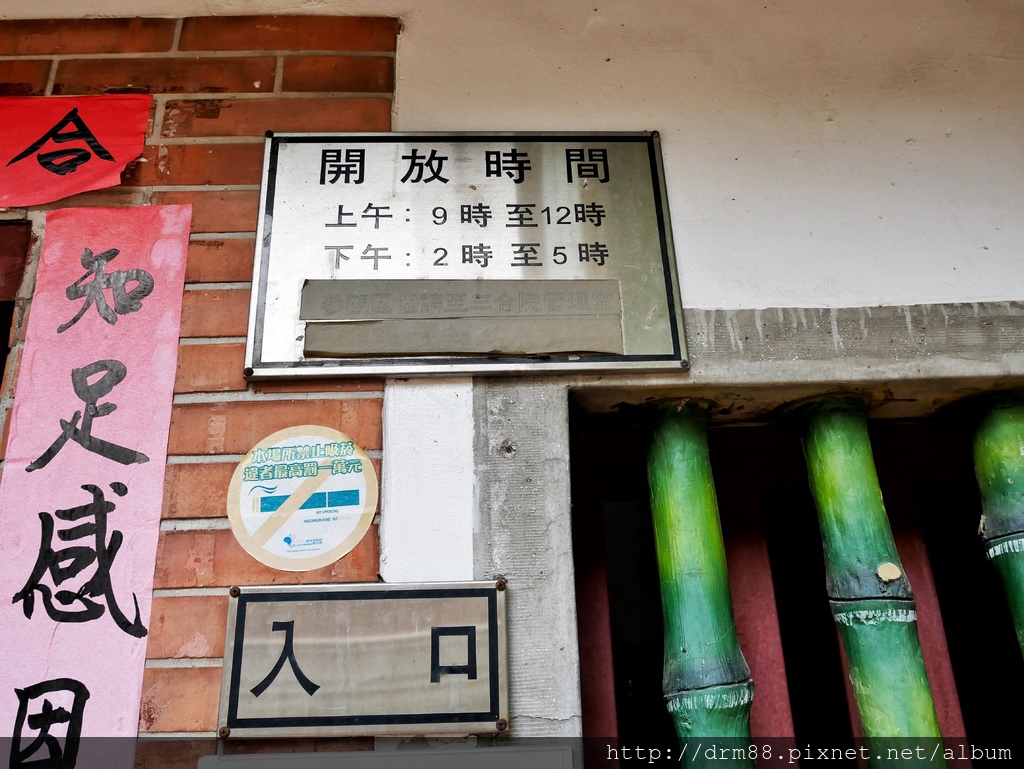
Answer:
(496, 718, 508, 733)
(229, 586, 241, 598)
(495, 578, 507, 591)
(218, 726, 231, 739)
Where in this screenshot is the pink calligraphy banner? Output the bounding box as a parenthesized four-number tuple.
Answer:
(0, 206, 190, 753)
(0, 95, 151, 208)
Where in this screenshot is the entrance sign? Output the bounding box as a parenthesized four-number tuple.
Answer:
(219, 582, 509, 738)
(246, 132, 686, 378)
(227, 426, 378, 572)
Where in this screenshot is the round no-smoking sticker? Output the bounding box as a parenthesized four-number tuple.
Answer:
(227, 425, 378, 571)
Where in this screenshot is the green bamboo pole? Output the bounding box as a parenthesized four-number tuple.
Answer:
(971, 396, 1024, 653)
(647, 404, 754, 765)
(800, 397, 945, 761)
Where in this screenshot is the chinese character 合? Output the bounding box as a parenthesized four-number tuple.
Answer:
(565, 148, 610, 183)
(13, 483, 147, 638)
(484, 149, 531, 184)
(319, 148, 365, 184)
(400, 149, 450, 184)
(58, 247, 154, 334)
(7, 108, 114, 176)
(26, 359, 150, 472)
(12, 678, 90, 769)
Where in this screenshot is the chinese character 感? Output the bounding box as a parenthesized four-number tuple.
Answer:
(58, 247, 154, 334)
(565, 148, 610, 183)
(27, 360, 150, 472)
(8, 108, 114, 176)
(13, 483, 147, 638)
(400, 149, 449, 183)
(484, 149, 531, 184)
(320, 149, 365, 184)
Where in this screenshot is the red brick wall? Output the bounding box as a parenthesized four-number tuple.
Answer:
(0, 15, 395, 748)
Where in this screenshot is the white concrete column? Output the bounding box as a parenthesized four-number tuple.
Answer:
(379, 378, 475, 582)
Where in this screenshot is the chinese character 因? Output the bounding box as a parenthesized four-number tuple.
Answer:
(12, 678, 90, 769)
(7, 108, 114, 176)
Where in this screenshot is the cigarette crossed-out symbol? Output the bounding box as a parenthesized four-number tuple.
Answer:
(250, 620, 320, 697)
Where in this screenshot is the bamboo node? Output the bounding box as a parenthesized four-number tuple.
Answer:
(987, 534, 1024, 560)
(833, 607, 917, 626)
(876, 562, 903, 582)
(666, 683, 754, 712)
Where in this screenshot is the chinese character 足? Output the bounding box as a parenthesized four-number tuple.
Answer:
(484, 149, 531, 184)
(13, 483, 147, 638)
(58, 247, 154, 334)
(400, 149, 449, 183)
(12, 678, 90, 769)
(565, 148, 610, 183)
(7, 108, 114, 176)
(27, 359, 150, 472)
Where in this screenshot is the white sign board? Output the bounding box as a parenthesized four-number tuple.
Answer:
(245, 132, 686, 378)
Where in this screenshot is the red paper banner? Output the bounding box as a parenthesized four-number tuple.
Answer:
(0, 96, 151, 208)
(0, 206, 190, 755)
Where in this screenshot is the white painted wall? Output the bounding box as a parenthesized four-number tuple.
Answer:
(11, 0, 1024, 310)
